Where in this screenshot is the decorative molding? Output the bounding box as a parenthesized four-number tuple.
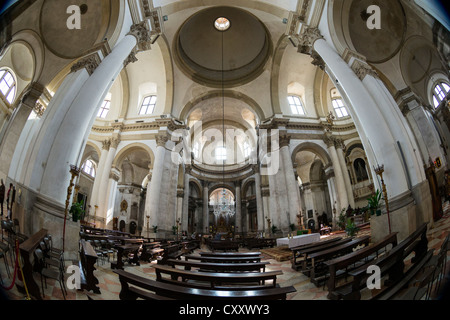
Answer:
(297, 27, 323, 55)
(70, 53, 101, 76)
(109, 171, 120, 181)
(350, 59, 378, 81)
(123, 49, 138, 68)
(155, 133, 169, 147)
(128, 22, 152, 52)
(102, 139, 111, 151)
(111, 137, 121, 149)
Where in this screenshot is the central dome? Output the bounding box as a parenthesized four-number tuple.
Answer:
(174, 6, 271, 87)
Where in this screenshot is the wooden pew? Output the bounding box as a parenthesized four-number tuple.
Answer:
(208, 240, 240, 252)
(140, 242, 163, 262)
(114, 269, 296, 300)
(308, 235, 371, 285)
(111, 244, 142, 269)
(154, 264, 282, 290)
(77, 239, 101, 294)
(325, 232, 398, 299)
(157, 244, 183, 265)
(199, 251, 262, 258)
(16, 228, 48, 300)
(292, 238, 353, 272)
(184, 254, 262, 263)
(167, 259, 269, 272)
(247, 238, 276, 249)
(342, 223, 430, 300)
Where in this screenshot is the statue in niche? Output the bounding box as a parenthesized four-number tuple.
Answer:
(354, 158, 369, 182)
(120, 199, 128, 215)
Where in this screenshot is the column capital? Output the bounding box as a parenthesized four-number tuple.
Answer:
(111, 137, 121, 149)
(70, 52, 101, 76)
(251, 164, 260, 174)
(127, 22, 152, 51)
(109, 171, 120, 182)
(123, 49, 138, 68)
(21, 82, 45, 109)
(155, 132, 169, 147)
(102, 138, 111, 151)
(350, 59, 378, 81)
(185, 164, 192, 174)
(297, 27, 323, 55)
(279, 134, 291, 148)
(323, 133, 336, 148)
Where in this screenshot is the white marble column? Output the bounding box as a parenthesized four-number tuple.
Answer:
(280, 135, 301, 224)
(105, 168, 120, 229)
(0, 82, 44, 180)
(97, 137, 120, 221)
(30, 23, 151, 205)
(145, 133, 168, 228)
(325, 135, 349, 212)
(181, 167, 191, 232)
(203, 182, 209, 232)
(254, 166, 265, 232)
(235, 181, 242, 234)
(309, 34, 411, 199)
(89, 140, 109, 208)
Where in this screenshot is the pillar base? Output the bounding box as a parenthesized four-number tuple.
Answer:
(33, 194, 79, 261)
(370, 186, 432, 243)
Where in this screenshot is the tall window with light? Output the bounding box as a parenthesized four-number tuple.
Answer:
(332, 98, 349, 118)
(287, 95, 306, 115)
(0, 69, 16, 104)
(82, 159, 96, 178)
(432, 82, 450, 108)
(139, 95, 157, 115)
(216, 146, 227, 163)
(97, 99, 111, 119)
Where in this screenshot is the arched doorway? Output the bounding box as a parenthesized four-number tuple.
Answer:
(210, 188, 235, 234)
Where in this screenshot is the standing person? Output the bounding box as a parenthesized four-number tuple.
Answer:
(0, 180, 5, 217)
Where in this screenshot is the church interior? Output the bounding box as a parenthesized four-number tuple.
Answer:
(0, 0, 449, 303)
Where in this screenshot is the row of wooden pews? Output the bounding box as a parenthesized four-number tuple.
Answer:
(114, 251, 297, 300)
(290, 222, 443, 300)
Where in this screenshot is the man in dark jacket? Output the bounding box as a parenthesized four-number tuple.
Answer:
(0, 179, 4, 217)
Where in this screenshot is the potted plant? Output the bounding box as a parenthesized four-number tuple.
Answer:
(152, 225, 158, 233)
(172, 225, 178, 235)
(70, 200, 85, 222)
(345, 218, 360, 237)
(289, 223, 296, 232)
(368, 190, 382, 216)
(271, 225, 278, 235)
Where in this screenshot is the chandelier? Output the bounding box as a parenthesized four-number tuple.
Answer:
(213, 189, 235, 217)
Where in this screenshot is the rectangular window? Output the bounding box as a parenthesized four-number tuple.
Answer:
(139, 95, 157, 115)
(97, 100, 111, 118)
(216, 146, 227, 161)
(288, 96, 306, 115)
(332, 99, 349, 118)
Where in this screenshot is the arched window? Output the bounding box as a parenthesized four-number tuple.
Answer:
(0, 69, 17, 104)
(97, 99, 111, 119)
(332, 98, 349, 118)
(215, 146, 227, 162)
(139, 95, 157, 115)
(81, 159, 96, 178)
(287, 95, 306, 115)
(432, 82, 450, 108)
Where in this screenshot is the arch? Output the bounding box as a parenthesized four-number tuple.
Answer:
(189, 179, 202, 198)
(291, 142, 332, 167)
(112, 143, 155, 170)
(208, 183, 236, 198)
(242, 178, 256, 198)
(178, 90, 267, 123)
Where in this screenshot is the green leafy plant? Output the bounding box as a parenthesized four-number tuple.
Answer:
(152, 225, 158, 233)
(289, 223, 296, 231)
(345, 218, 360, 237)
(70, 200, 85, 222)
(172, 225, 178, 235)
(368, 190, 382, 216)
(271, 225, 278, 234)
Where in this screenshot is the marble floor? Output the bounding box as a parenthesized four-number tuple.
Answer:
(1, 203, 449, 301)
